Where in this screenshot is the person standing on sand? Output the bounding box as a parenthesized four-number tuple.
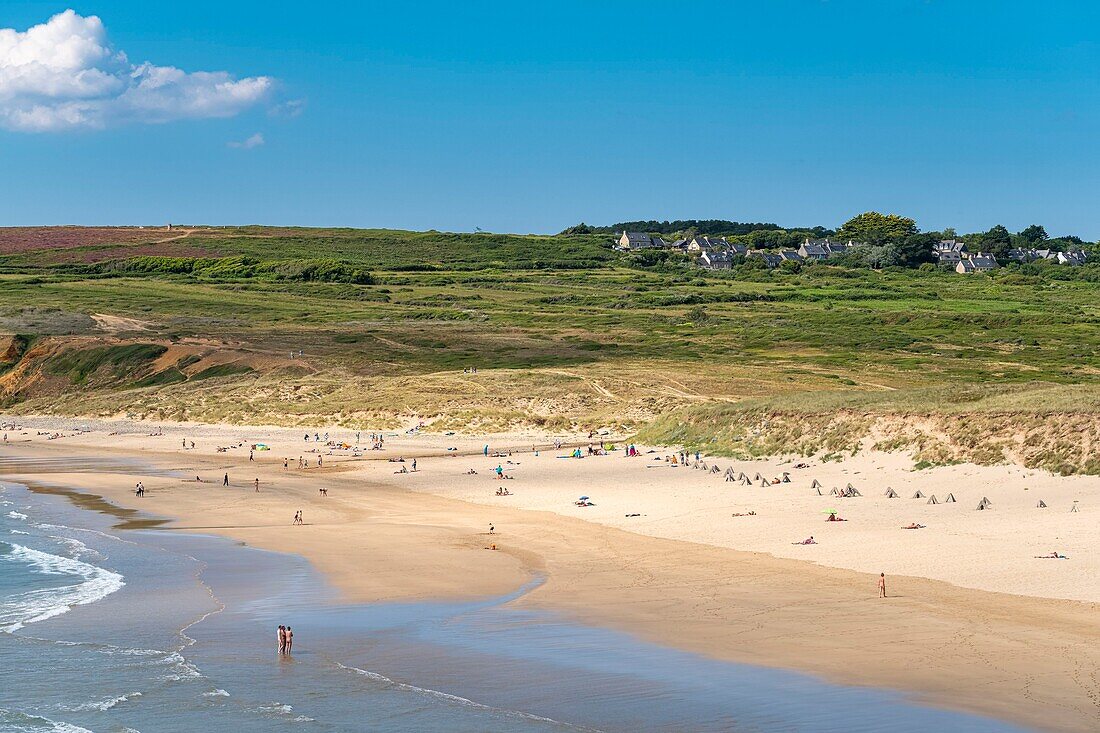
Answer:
(278, 625, 286, 654)
(223, 473, 229, 487)
(254, 478, 260, 492)
(879, 572, 887, 598)
(284, 458, 288, 470)
(249, 450, 254, 462)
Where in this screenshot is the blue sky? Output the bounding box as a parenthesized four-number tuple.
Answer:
(2, 1, 1099, 237)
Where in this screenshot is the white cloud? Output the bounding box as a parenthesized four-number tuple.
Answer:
(0, 10, 273, 131)
(228, 132, 264, 149)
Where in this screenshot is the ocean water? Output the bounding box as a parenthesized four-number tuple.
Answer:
(0, 462, 1035, 732)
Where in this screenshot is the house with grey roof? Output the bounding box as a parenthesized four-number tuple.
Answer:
(779, 250, 803, 262)
(618, 232, 667, 250)
(698, 250, 733, 270)
(933, 239, 969, 266)
(956, 252, 998, 273)
(797, 240, 830, 261)
(748, 250, 783, 269)
(686, 235, 729, 253)
(1057, 250, 1088, 266)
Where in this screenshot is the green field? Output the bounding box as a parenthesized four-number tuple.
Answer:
(2, 226, 1100, 473)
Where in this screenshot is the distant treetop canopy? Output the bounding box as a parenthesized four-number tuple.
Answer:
(590, 220, 831, 237)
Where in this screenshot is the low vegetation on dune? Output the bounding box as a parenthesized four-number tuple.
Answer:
(2, 225, 1100, 472)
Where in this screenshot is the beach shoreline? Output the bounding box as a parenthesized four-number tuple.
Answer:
(2, 417, 1099, 731)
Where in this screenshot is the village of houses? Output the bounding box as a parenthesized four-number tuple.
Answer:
(617, 231, 1090, 272)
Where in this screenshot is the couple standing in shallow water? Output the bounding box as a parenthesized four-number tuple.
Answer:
(277, 625, 294, 654)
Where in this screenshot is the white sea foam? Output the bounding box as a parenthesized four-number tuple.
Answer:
(336, 663, 601, 731)
(65, 692, 142, 711)
(7, 511, 28, 520)
(203, 689, 230, 697)
(0, 708, 95, 733)
(0, 542, 125, 632)
(10, 529, 30, 535)
(158, 651, 203, 681)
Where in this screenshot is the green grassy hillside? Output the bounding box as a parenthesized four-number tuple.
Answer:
(2, 226, 1100, 472)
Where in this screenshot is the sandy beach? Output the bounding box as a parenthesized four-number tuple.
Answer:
(2, 416, 1099, 732)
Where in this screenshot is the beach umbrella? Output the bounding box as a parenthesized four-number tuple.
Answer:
(578, 496, 589, 501)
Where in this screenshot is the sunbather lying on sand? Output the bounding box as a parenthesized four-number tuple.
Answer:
(902, 523, 926, 529)
(792, 536, 817, 545)
(826, 514, 847, 522)
(1035, 551, 1068, 559)
(731, 511, 757, 517)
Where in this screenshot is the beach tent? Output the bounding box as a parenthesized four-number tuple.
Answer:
(884, 488, 899, 498)
(781, 473, 791, 483)
(912, 490, 926, 499)
(711, 465, 721, 474)
(725, 467, 736, 478)
(927, 495, 939, 505)
(741, 477, 752, 486)
(976, 497, 992, 510)
(739, 472, 749, 481)
(830, 487, 840, 496)
(847, 487, 862, 497)
(811, 479, 823, 489)
(701, 463, 709, 471)
(1036, 500, 1047, 508)
(944, 493, 957, 503)
(1070, 502, 1080, 513)
(846, 483, 855, 491)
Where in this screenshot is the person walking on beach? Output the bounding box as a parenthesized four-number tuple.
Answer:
(223, 473, 229, 487)
(249, 449, 254, 462)
(412, 458, 417, 472)
(878, 572, 887, 598)
(278, 625, 286, 654)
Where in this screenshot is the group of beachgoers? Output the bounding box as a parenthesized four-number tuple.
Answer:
(277, 625, 294, 654)
(134, 481, 146, 497)
(292, 510, 304, 525)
